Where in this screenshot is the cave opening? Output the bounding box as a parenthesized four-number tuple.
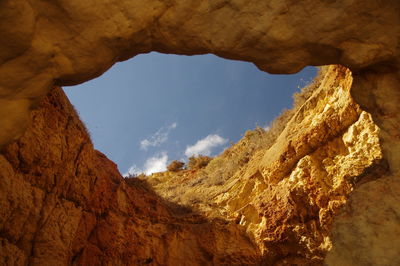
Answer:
(63, 52, 317, 176)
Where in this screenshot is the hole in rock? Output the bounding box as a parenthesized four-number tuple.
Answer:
(63, 52, 316, 176)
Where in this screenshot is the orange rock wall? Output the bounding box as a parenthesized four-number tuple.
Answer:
(0, 88, 261, 265)
(1, 1, 400, 264)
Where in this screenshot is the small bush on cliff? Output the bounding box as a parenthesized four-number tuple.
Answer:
(125, 173, 137, 179)
(167, 160, 185, 172)
(196, 69, 324, 188)
(143, 67, 326, 205)
(188, 155, 212, 170)
(124, 173, 146, 187)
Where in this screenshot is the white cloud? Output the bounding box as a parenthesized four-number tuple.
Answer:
(185, 134, 228, 157)
(124, 165, 141, 177)
(124, 152, 169, 176)
(142, 152, 169, 175)
(140, 122, 177, 150)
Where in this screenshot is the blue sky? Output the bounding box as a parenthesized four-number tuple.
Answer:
(64, 52, 316, 175)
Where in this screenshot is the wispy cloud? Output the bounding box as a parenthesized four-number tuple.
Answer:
(140, 122, 177, 150)
(124, 152, 169, 176)
(185, 134, 228, 157)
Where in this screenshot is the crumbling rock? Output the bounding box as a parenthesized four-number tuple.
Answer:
(1, 0, 400, 264)
(0, 88, 261, 265)
(0, 0, 400, 149)
(146, 66, 384, 264)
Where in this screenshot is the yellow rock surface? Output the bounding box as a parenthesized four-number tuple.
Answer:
(146, 65, 383, 264)
(0, 65, 387, 265)
(2, 1, 400, 263)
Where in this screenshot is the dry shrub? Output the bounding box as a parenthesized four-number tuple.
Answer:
(145, 68, 326, 205)
(188, 155, 212, 170)
(260, 67, 324, 149)
(262, 109, 293, 148)
(199, 68, 324, 187)
(167, 160, 185, 172)
(124, 173, 146, 187)
(206, 157, 224, 172)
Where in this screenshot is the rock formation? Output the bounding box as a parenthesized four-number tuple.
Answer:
(0, 65, 392, 265)
(145, 65, 383, 264)
(1, 0, 400, 265)
(0, 87, 262, 265)
(0, 0, 399, 149)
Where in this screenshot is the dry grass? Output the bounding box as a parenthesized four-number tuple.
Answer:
(188, 156, 213, 170)
(144, 67, 325, 208)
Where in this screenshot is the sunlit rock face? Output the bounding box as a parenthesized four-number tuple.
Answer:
(0, 0, 399, 148)
(145, 66, 383, 264)
(0, 65, 387, 265)
(1, 0, 400, 265)
(0, 87, 262, 265)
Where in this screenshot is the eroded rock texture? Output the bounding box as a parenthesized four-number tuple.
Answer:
(0, 64, 389, 265)
(145, 65, 384, 264)
(0, 0, 399, 148)
(1, 0, 400, 265)
(0, 88, 261, 265)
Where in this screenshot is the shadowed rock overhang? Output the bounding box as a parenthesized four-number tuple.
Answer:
(1, 1, 400, 265)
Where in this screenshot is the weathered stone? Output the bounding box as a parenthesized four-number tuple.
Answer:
(1, 1, 400, 265)
(0, 87, 262, 265)
(0, 0, 400, 149)
(146, 66, 383, 264)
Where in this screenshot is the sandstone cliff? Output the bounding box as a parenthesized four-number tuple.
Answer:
(0, 87, 261, 265)
(145, 65, 383, 264)
(0, 0, 399, 151)
(1, 1, 400, 264)
(0, 65, 386, 265)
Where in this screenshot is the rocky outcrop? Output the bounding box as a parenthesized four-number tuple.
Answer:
(0, 0, 400, 149)
(0, 87, 262, 265)
(1, 1, 400, 265)
(0, 63, 389, 265)
(0, 66, 395, 265)
(145, 65, 383, 264)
